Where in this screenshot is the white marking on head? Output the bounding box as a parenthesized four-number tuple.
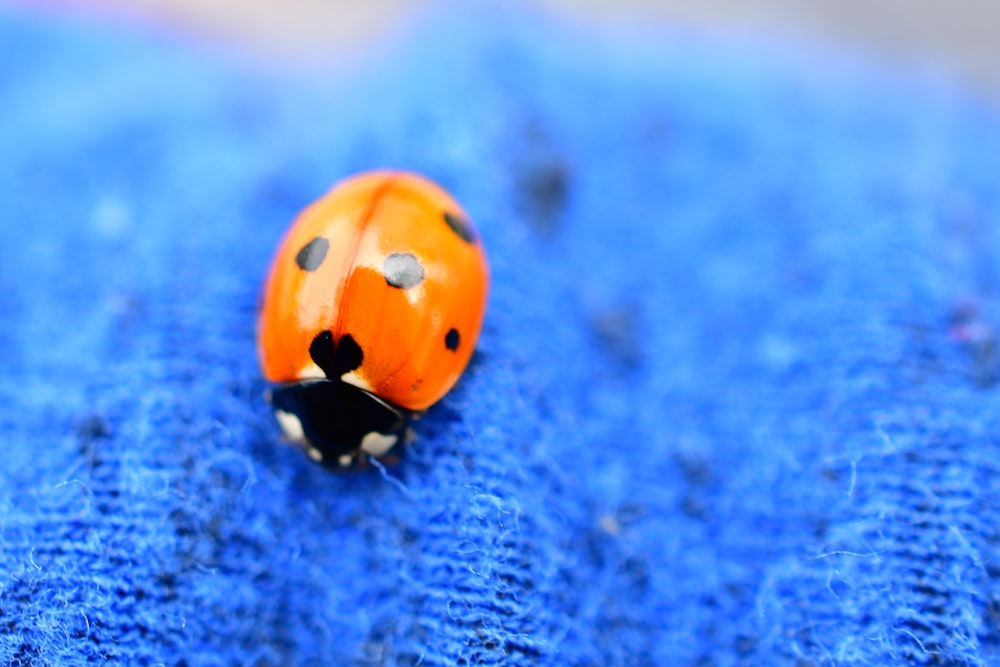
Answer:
(306, 447, 324, 463)
(275, 410, 306, 444)
(296, 361, 326, 381)
(360, 432, 398, 458)
(338, 454, 353, 468)
(341, 370, 373, 392)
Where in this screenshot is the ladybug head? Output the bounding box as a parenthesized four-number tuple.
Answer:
(270, 380, 408, 469)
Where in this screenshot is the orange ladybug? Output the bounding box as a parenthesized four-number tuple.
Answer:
(256, 171, 489, 468)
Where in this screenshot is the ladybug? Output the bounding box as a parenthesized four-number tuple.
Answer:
(256, 171, 489, 468)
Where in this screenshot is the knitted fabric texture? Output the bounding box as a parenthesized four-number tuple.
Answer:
(2, 6, 1000, 665)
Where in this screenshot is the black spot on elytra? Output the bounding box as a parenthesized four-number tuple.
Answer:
(384, 253, 424, 289)
(335, 334, 364, 375)
(445, 328, 460, 351)
(443, 211, 477, 244)
(295, 236, 329, 272)
(309, 330, 336, 376)
(309, 331, 364, 378)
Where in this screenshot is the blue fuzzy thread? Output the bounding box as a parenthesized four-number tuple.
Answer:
(2, 5, 1000, 665)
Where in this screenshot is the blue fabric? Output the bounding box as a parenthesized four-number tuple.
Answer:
(3, 5, 1000, 665)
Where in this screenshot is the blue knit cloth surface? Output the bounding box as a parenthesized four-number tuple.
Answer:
(3, 5, 1000, 665)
